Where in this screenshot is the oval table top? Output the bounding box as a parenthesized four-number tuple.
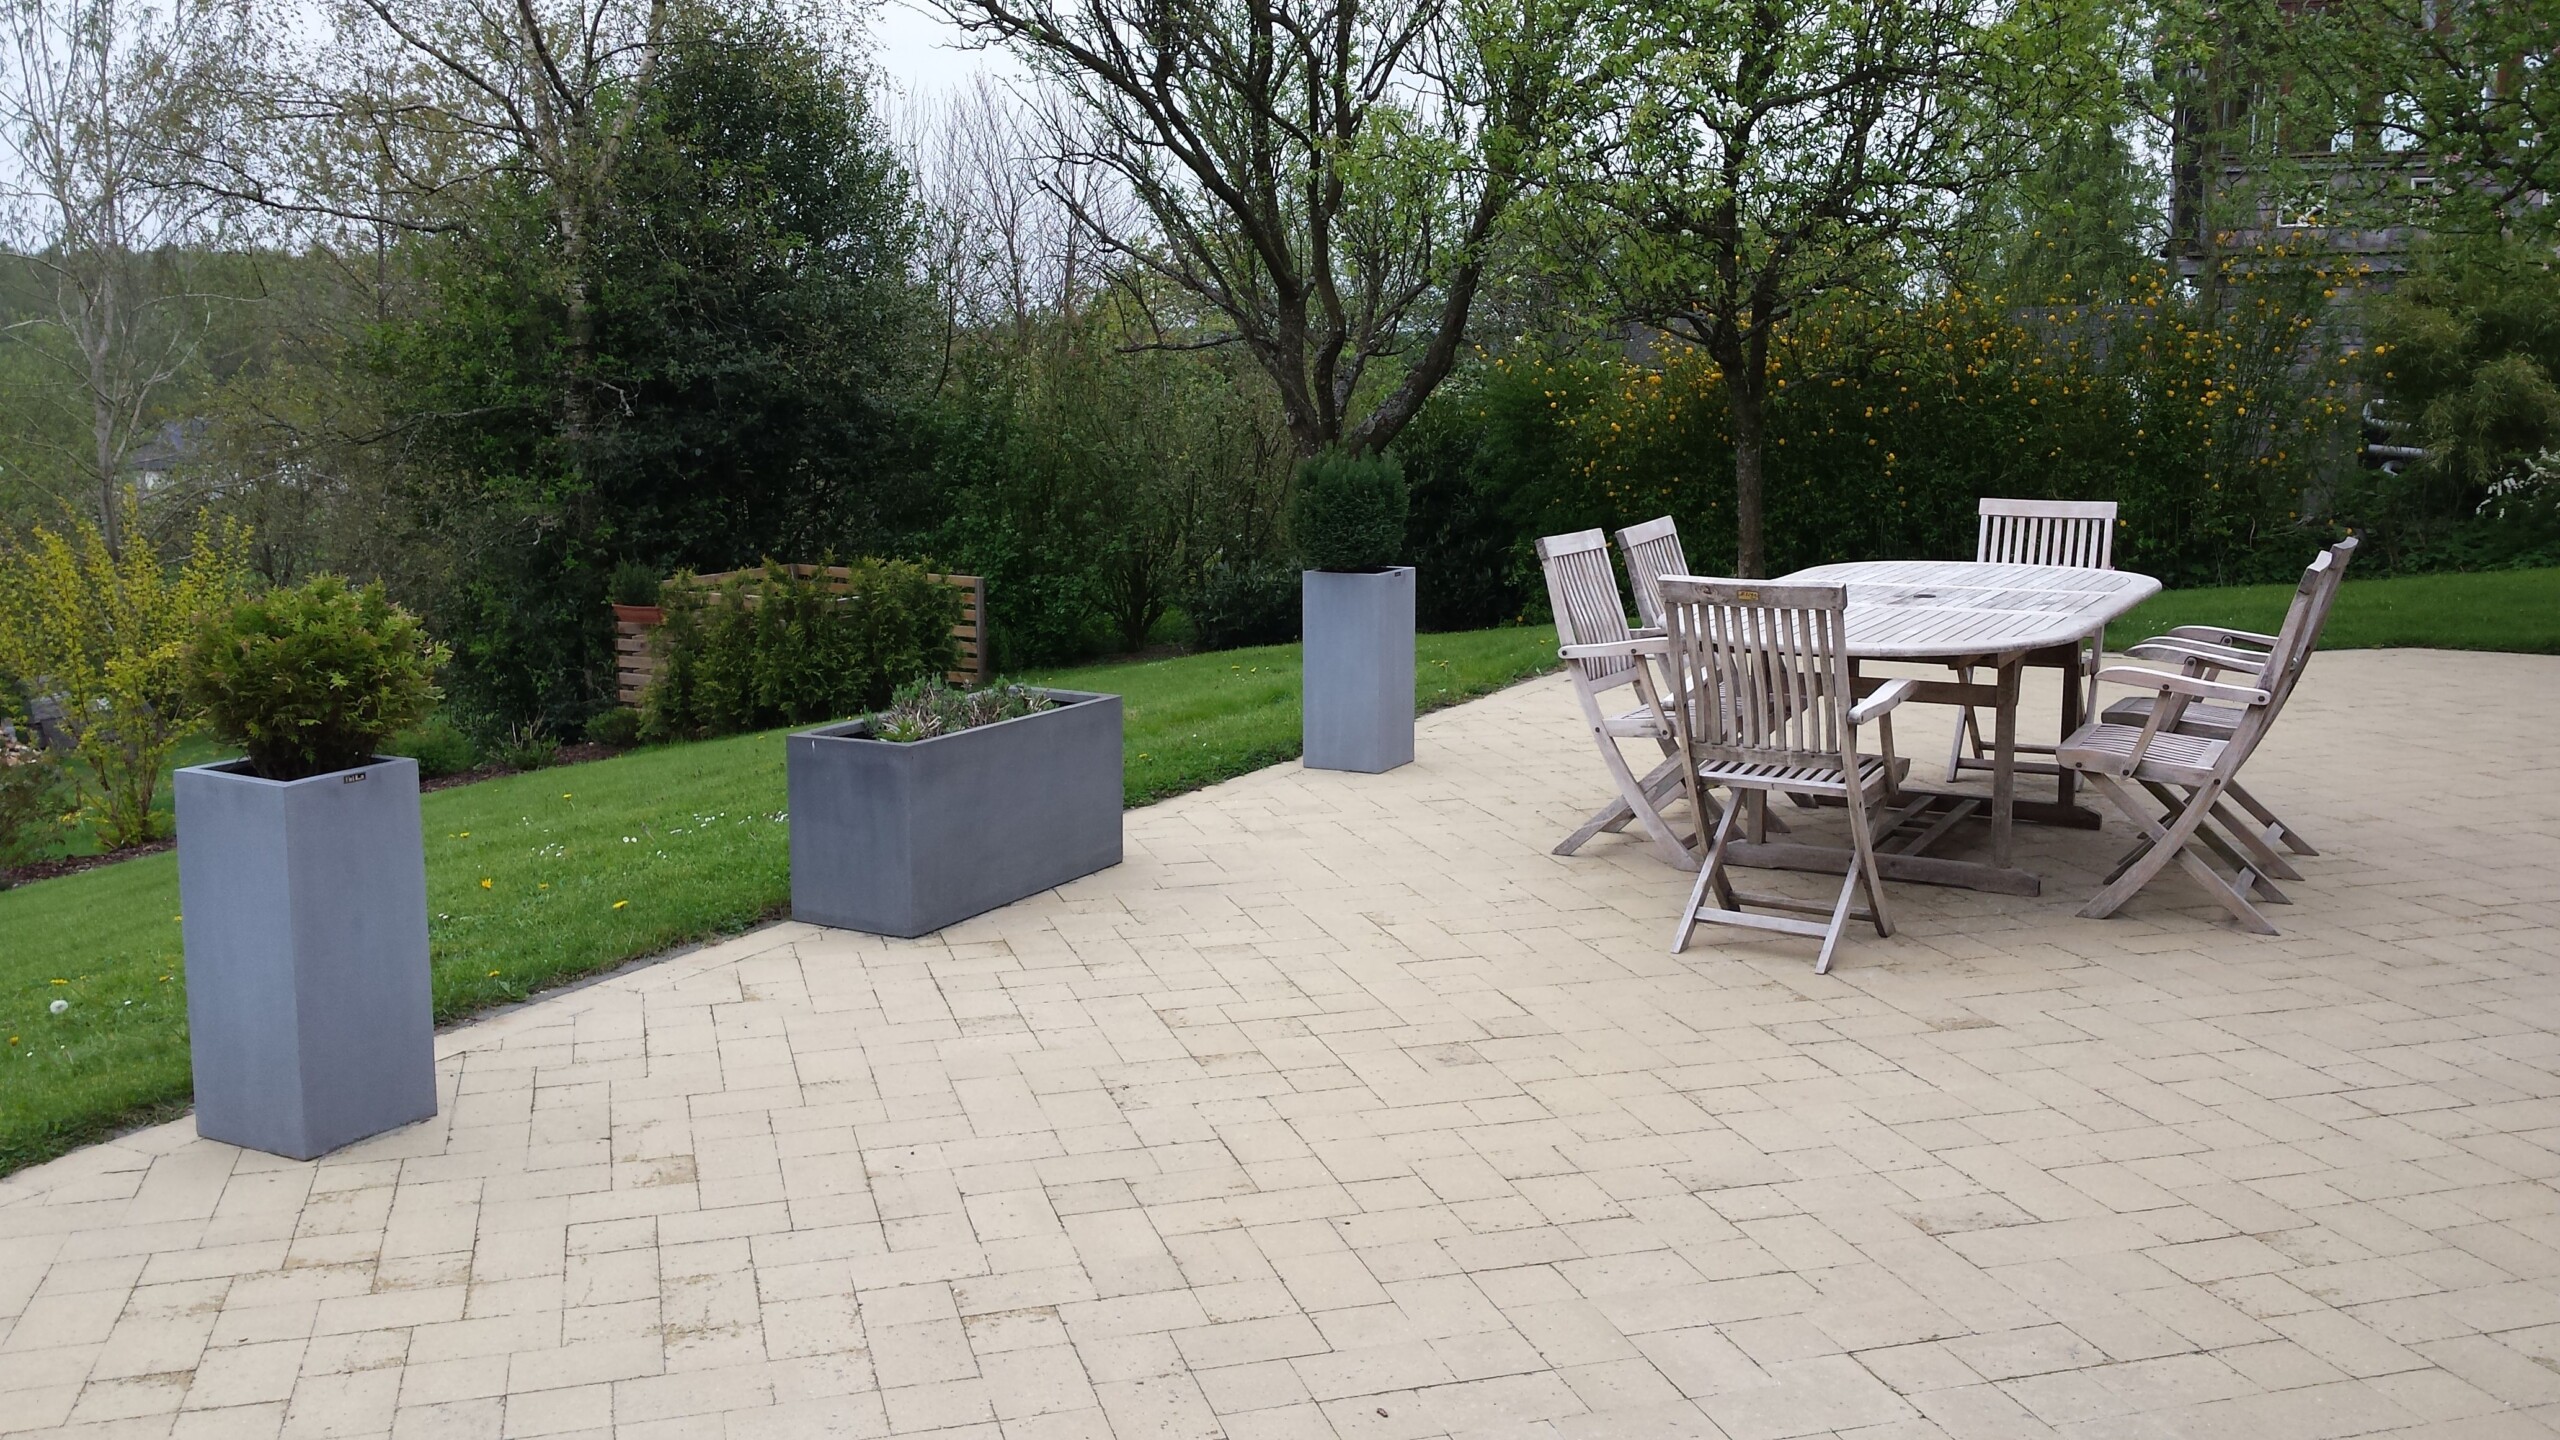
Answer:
(1773, 559, 2162, 660)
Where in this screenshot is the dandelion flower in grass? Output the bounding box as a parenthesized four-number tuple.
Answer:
(488, 970, 501, 978)
(49, 979, 65, 985)
(480, 878, 493, 890)
(613, 900, 629, 910)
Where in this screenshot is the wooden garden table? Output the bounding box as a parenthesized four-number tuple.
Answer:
(1737, 558, 2163, 896)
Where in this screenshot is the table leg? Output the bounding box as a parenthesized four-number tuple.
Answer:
(1992, 659, 2021, 868)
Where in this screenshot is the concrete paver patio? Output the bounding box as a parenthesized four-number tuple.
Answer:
(5, 649, 2560, 1440)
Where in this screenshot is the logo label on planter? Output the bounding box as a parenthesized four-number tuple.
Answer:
(343, 772, 367, 784)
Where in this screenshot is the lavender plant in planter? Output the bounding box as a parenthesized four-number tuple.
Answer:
(1294, 451, 1414, 773)
(177, 578, 447, 1160)
(790, 681, 1123, 937)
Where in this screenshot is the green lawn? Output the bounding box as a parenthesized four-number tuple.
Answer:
(0, 625, 1558, 1175)
(2105, 566, 2560, 655)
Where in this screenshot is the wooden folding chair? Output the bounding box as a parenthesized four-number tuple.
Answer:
(1660, 577, 1915, 973)
(1949, 498, 2120, 781)
(1614, 516, 1687, 635)
(2101, 538, 2357, 861)
(2060, 549, 2339, 935)
(1537, 529, 1700, 869)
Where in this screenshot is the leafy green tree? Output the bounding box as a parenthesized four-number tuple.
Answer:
(2208, 0, 2560, 242)
(1551, 0, 2108, 574)
(2354, 239, 2560, 563)
(377, 1, 932, 731)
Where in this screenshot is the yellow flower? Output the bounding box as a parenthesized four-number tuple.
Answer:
(480, 878, 493, 890)
(613, 900, 629, 910)
(487, 970, 500, 978)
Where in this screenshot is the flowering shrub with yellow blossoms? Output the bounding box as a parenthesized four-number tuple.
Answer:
(1449, 261, 2359, 591)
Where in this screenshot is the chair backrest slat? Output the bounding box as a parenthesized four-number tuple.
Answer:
(1661, 577, 1853, 768)
(2216, 548, 2338, 772)
(1615, 516, 1688, 632)
(1537, 529, 1637, 684)
(1976, 498, 2118, 569)
(2255, 537, 2359, 722)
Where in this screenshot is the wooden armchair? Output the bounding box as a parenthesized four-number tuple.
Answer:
(1949, 498, 2119, 781)
(2100, 538, 2358, 860)
(1537, 529, 1699, 869)
(1659, 577, 1912, 972)
(2061, 548, 2340, 934)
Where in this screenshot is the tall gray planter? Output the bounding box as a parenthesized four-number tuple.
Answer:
(175, 756, 437, 1160)
(1302, 566, 1415, 773)
(790, 690, 1122, 938)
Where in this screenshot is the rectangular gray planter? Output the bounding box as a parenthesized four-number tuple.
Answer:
(790, 690, 1122, 937)
(175, 756, 437, 1160)
(1302, 566, 1415, 773)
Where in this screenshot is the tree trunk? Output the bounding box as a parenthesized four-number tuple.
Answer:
(1728, 373, 1767, 579)
(89, 265, 120, 556)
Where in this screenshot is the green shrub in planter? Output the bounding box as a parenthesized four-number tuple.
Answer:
(0, 738, 65, 877)
(183, 577, 448, 781)
(1290, 451, 1408, 571)
(385, 716, 478, 778)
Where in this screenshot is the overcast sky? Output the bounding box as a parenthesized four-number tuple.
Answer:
(868, 0, 1027, 106)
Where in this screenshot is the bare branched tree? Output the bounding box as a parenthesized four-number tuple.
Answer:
(931, 0, 1582, 457)
(903, 75, 1124, 361)
(0, 0, 253, 551)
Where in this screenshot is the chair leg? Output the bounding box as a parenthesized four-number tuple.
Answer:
(1943, 663, 1980, 779)
(1559, 734, 1698, 870)
(1846, 780, 1894, 940)
(2140, 779, 2292, 900)
(2081, 774, 2218, 920)
(1814, 862, 1861, 975)
(2085, 775, 2277, 934)
(2207, 796, 2304, 887)
(2226, 778, 2317, 856)
(1673, 800, 1745, 954)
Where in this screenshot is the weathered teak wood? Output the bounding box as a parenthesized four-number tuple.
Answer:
(1757, 559, 2161, 896)
(1537, 529, 1699, 870)
(2059, 546, 2342, 935)
(1949, 498, 2120, 789)
(1614, 516, 1688, 634)
(2100, 537, 2358, 860)
(1658, 577, 1915, 972)
(613, 568, 989, 704)
(1977, 497, 2118, 569)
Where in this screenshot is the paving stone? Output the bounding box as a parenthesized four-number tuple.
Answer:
(3, 653, 2557, 1437)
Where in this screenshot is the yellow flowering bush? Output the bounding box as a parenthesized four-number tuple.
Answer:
(1454, 258, 2354, 589)
(0, 508, 253, 848)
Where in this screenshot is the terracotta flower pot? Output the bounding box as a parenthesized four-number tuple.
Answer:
(611, 604, 665, 626)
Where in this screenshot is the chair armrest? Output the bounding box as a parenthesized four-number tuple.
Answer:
(2166, 624, 2277, 650)
(1631, 626, 1665, 639)
(2126, 639, 2268, 674)
(1558, 636, 1667, 661)
(1846, 677, 1916, 727)
(2096, 665, 2270, 707)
